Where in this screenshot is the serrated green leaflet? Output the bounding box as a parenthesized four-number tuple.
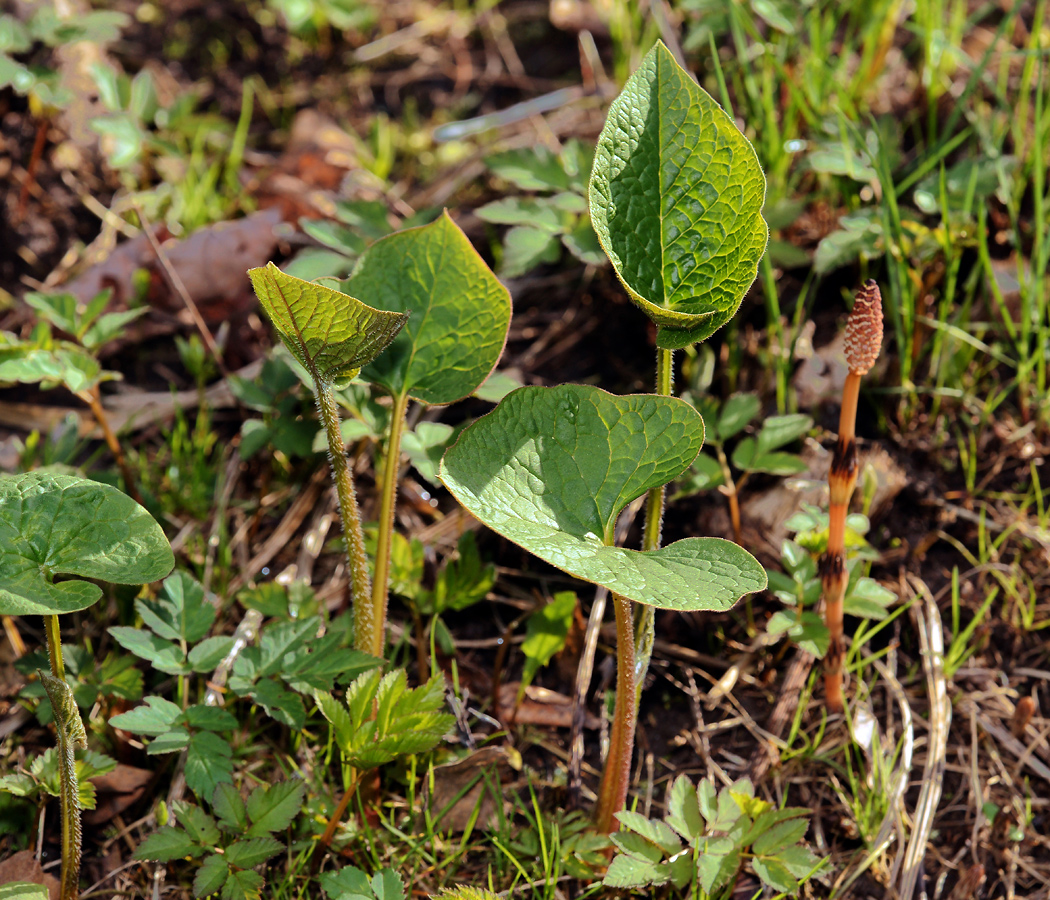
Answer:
(0, 472, 174, 616)
(352, 212, 511, 405)
(247, 261, 408, 386)
(589, 41, 767, 346)
(440, 385, 766, 610)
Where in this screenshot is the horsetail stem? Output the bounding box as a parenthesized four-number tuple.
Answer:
(822, 281, 883, 714)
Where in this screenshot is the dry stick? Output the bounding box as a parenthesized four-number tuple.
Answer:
(76, 385, 142, 505)
(135, 206, 229, 379)
(15, 116, 48, 224)
(821, 280, 883, 714)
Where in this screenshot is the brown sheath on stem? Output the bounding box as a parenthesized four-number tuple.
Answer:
(821, 281, 882, 713)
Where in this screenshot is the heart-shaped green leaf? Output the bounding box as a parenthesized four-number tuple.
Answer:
(589, 41, 768, 347)
(0, 472, 174, 616)
(353, 212, 512, 405)
(440, 385, 766, 610)
(247, 261, 408, 386)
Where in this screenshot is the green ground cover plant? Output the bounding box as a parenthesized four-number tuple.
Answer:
(0, 472, 173, 899)
(4, 1, 1048, 896)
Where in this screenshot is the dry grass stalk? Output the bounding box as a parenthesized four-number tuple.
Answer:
(821, 280, 883, 713)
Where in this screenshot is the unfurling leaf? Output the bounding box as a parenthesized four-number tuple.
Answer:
(247, 261, 407, 387)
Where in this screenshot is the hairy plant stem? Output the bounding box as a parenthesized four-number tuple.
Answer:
(369, 391, 411, 659)
(821, 371, 860, 714)
(595, 592, 637, 834)
(43, 617, 85, 900)
(77, 386, 141, 505)
(314, 382, 373, 652)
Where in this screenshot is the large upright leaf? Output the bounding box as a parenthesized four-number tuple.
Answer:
(589, 41, 767, 348)
(247, 262, 408, 386)
(0, 473, 174, 615)
(353, 212, 511, 405)
(440, 385, 765, 610)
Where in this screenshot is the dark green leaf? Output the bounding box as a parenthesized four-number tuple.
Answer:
(174, 803, 220, 847)
(221, 868, 264, 900)
(134, 826, 201, 862)
(224, 836, 283, 869)
(352, 213, 512, 405)
(184, 732, 233, 798)
(246, 780, 306, 835)
(193, 853, 230, 898)
(213, 783, 248, 833)
(590, 41, 767, 341)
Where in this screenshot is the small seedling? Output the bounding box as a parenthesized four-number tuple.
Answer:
(477, 140, 605, 277)
(2, 289, 148, 500)
(674, 391, 813, 543)
(823, 281, 883, 713)
(314, 668, 455, 852)
(134, 779, 307, 899)
(603, 775, 824, 896)
(0, 472, 173, 900)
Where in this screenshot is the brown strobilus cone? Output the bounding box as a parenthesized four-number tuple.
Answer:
(822, 280, 883, 714)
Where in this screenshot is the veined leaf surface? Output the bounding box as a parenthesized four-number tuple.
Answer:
(352, 212, 511, 405)
(589, 41, 767, 347)
(247, 261, 408, 386)
(440, 385, 766, 610)
(0, 472, 174, 616)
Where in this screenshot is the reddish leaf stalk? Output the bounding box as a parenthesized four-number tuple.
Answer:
(822, 281, 882, 714)
(594, 592, 637, 833)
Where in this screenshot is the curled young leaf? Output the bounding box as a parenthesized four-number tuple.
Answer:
(247, 261, 408, 387)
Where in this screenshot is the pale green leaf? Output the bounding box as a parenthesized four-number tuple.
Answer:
(137, 571, 214, 643)
(755, 414, 812, 454)
(320, 866, 373, 900)
(108, 628, 187, 674)
(500, 225, 561, 277)
(109, 695, 182, 736)
(602, 853, 663, 888)
(354, 213, 512, 405)
(370, 869, 405, 900)
(747, 451, 808, 476)
(589, 40, 767, 344)
(0, 472, 174, 615)
(752, 856, 798, 893)
(666, 774, 705, 840)
(247, 261, 407, 386)
(440, 385, 766, 610)
(616, 810, 682, 855)
(521, 591, 576, 688)
(475, 197, 563, 233)
(717, 393, 761, 441)
(485, 147, 570, 191)
(431, 889, 501, 900)
(0, 884, 49, 900)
